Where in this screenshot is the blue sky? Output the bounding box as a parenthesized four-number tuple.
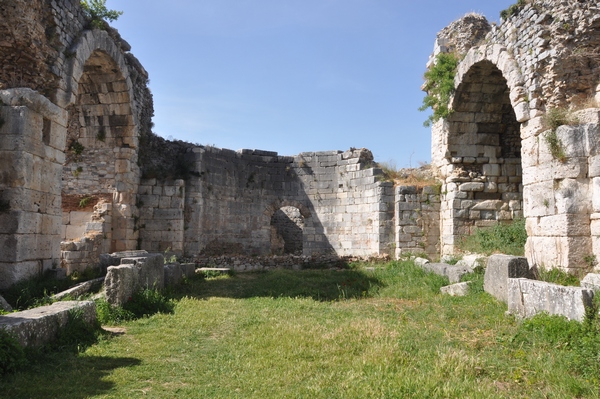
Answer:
(111, 0, 513, 167)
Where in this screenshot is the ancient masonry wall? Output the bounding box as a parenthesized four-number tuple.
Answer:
(0, 0, 152, 287)
(395, 186, 441, 258)
(137, 147, 396, 259)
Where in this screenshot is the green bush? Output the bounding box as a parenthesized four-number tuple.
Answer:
(81, 0, 123, 29)
(0, 329, 26, 375)
(419, 53, 459, 127)
(500, 0, 528, 20)
(458, 218, 527, 256)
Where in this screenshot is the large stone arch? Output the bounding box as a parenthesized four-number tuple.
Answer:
(435, 45, 528, 255)
(60, 29, 140, 253)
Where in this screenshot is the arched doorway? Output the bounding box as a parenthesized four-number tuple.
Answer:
(62, 49, 138, 253)
(440, 60, 524, 253)
(270, 206, 305, 255)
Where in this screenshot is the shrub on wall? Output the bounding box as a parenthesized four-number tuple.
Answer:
(419, 53, 459, 127)
(80, 0, 123, 29)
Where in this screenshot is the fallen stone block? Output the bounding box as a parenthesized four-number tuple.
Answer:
(180, 263, 196, 279)
(484, 255, 530, 303)
(441, 282, 471, 296)
(99, 250, 149, 271)
(164, 263, 183, 287)
(413, 257, 430, 266)
(455, 254, 485, 269)
(0, 301, 96, 348)
(53, 277, 105, 301)
(104, 253, 165, 306)
(0, 294, 12, 312)
(121, 254, 165, 291)
(447, 265, 474, 284)
(581, 273, 600, 291)
(508, 278, 595, 322)
(421, 263, 447, 277)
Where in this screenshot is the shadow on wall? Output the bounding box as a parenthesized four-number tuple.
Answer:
(270, 206, 304, 255)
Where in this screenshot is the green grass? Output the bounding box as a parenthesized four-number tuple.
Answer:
(1, 262, 599, 398)
(458, 218, 527, 256)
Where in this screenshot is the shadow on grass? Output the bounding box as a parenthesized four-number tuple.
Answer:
(0, 355, 141, 399)
(172, 268, 385, 302)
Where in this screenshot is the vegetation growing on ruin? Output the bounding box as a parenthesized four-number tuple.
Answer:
(419, 53, 459, 127)
(458, 218, 527, 256)
(500, 0, 529, 20)
(80, 0, 123, 29)
(542, 107, 579, 163)
(2, 262, 600, 397)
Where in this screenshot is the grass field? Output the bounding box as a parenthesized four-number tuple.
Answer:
(1, 261, 599, 398)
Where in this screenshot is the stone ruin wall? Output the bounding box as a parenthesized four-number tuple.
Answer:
(0, 0, 152, 287)
(429, 0, 600, 272)
(136, 146, 399, 259)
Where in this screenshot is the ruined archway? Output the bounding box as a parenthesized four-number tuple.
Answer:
(61, 31, 140, 256)
(438, 55, 526, 255)
(270, 206, 305, 255)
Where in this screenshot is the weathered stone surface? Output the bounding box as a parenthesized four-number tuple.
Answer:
(104, 253, 164, 306)
(0, 294, 13, 312)
(447, 265, 473, 284)
(0, 301, 96, 347)
(52, 277, 104, 301)
(508, 278, 595, 322)
(581, 273, 600, 291)
(164, 263, 183, 287)
(484, 255, 530, 303)
(441, 281, 471, 296)
(413, 257, 430, 266)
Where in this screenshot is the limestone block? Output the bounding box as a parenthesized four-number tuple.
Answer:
(581, 274, 600, 291)
(554, 178, 590, 214)
(413, 257, 430, 266)
(508, 278, 594, 322)
(590, 155, 600, 178)
(472, 200, 504, 211)
(593, 178, 600, 212)
(164, 263, 183, 287)
(120, 254, 165, 291)
(445, 265, 471, 284)
(440, 282, 471, 296)
(528, 214, 591, 237)
(526, 236, 592, 270)
(104, 264, 137, 306)
(523, 181, 555, 217)
(0, 301, 96, 348)
(421, 263, 447, 277)
(484, 254, 530, 303)
(0, 294, 12, 312)
(514, 102, 530, 123)
(181, 263, 196, 278)
(459, 182, 484, 192)
(556, 125, 587, 158)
